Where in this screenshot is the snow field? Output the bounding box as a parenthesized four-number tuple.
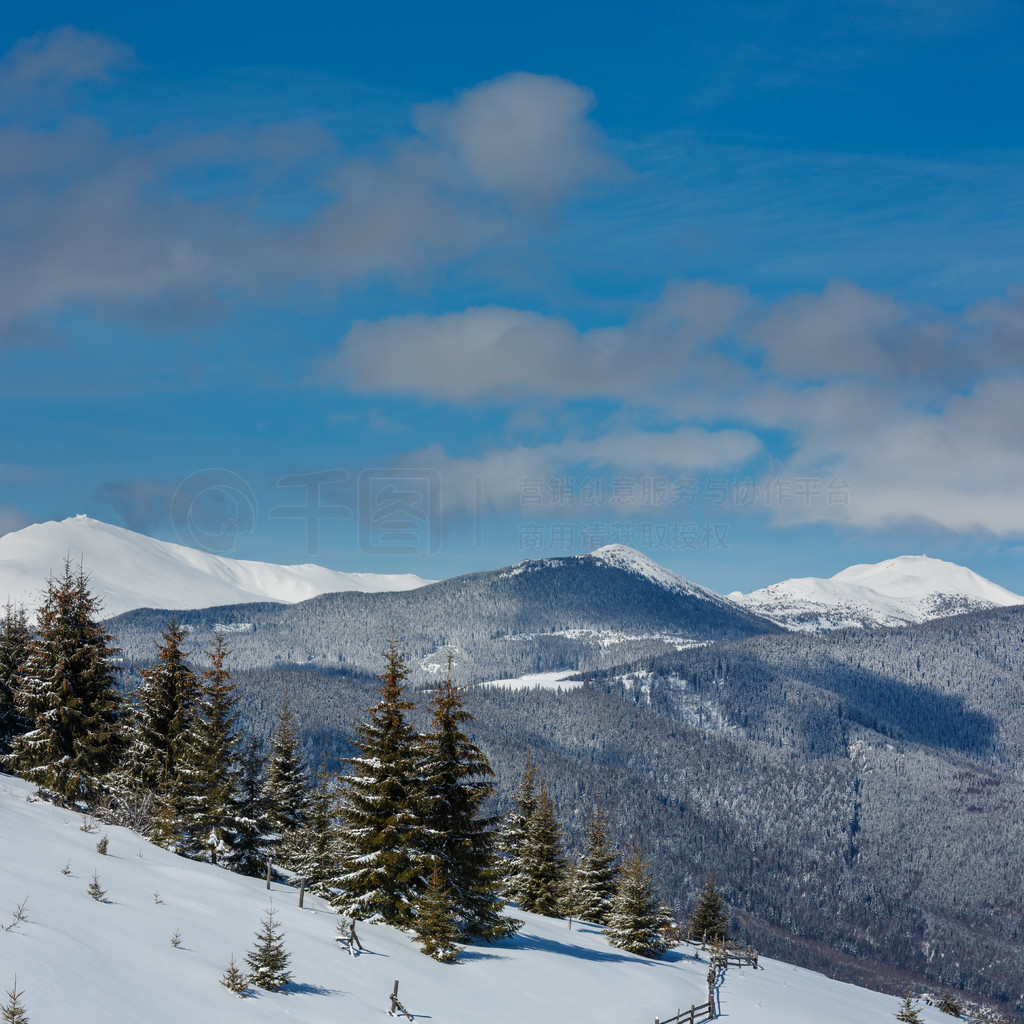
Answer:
(0, 772, 948, 1024)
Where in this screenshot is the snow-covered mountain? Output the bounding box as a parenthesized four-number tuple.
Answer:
(0, 516, 431, 618)
(730, 554, 1024, 631)
(0, 770, 955, 1024)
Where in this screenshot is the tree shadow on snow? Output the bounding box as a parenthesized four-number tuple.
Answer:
(502, 931, 661, 965)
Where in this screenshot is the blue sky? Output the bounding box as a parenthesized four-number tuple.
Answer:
(2, 1, 1024, 593)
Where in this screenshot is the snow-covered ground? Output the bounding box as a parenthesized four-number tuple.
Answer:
(0, 771, 950, 1024)
(0, 516, 432, 619)
(731, 554, 1023, 631)
(478, 670, 585, 691)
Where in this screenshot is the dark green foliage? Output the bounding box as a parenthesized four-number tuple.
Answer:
(245, 906, 292, 991)
(573, 807, 619, 925)
(414, 861, 462, 962)
(4, 562, 121, 803)
(262, 688, 307, 865)
(334, 641, 424, 927)
(2, 974, 29, 1024)
(420, 656, 514, 941)
(0, 604, 31, 755)
(517, 783, 565, 917)
(687, 874, 729, 943)
(936, 993, 963, 1017)
(605, 845, 672, 959)
(113, 621, 199, 799)
(96, 835, 108, 855)
(499, 750, 539, 905)
(220, 955, 247, 996)
(225, 731, 272, 877)
(896, 988, 923, 1023)
(289, 751, 342, 897)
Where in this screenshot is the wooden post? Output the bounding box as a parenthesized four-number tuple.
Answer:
(391, 980, 400, 1017)
(298, 878, 305, 908)
(265, 860, 271, 890)
(690, 1006, 695, 1024)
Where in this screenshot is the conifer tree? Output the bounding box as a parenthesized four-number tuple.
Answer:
(0, 603, 31, 755)
(262, 687, 307, 865)
(896, 988, 923, 1023)
(113, 621, 199, 798)
(419, 654, 514, 940)
(687, 873, 729, 943)
(162, 636, 241, 861)
(574, 806, 619, 925)
(4, 562, 121, 803)
(334, 639, 424, 927)
(2, 974, 28, 1024)
(500, 750, 539, 905)
(245, 906, 292, 991)
(518, 783, 566, 917)
(290, 750, 342, 897)
(87, 871, 106, 902)
(220, 955, 247, 996)
(413, 861, 461, 962)
(560, 856, 586, 922)
(225, 731, 272, 877)
(605, 845, 672, 959)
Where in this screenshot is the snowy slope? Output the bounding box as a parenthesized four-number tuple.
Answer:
(731, 554, 1024, 631)
(590, 543, 722, 600)
(0, 516, 431, 618)
(0, 771, 951, 1024)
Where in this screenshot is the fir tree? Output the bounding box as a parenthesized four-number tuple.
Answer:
(574, 806, 619, 925)
(413, 861, 461, 962)
(162, 636, 241, 861)
(262, 687, 307, 865)
(518, 783, 566, 917)
(4, 562, 121, 804)
(936, 993, 964, 1017)
(896, 988, 923, 1023)
(560, 856, 586, 922)
(2, 974, 28, 1024)
(245, 906, 292, 991)
(687, 873, 729, 943)
(87, 871, 106, 902)
(499, 750, 539, 905)
(419, 654, 514, 940)
(0, 603, 31, 755)
(334, 639, 424, 927)
(224, 731, 272, 877)
(112, 621, 199, 799)
(220, 955, 247, 996)
(289, 750, 342, 897)
(605, 845, 672, 959)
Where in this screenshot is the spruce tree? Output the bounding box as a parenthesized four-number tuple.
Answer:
(574, 806, 619, 925)
(0, 603, 31, 755)
(2, 974, 28, 1024)
(225, 731, 272, 877)
(560, 857, 586, 922)
(605, 845, 672, 959)
(500, 750, 539, 905)
(113, 620, 199, 798)
(334, 640, 424, 927)
(4, 562, 121, 804)
(290, 750, 342, 897)
(245, 906, 292, 991)
(518, 783, 566, 917)
(896, 988, 923, 1023)
(413, 861, 461, 962)
(419, 655, 514, 940)
(262, 687, 307, 866)
(687, 873, 729, 943)
(220, 955, 247, 996)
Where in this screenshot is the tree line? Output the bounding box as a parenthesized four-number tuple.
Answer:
(0, 562, 727, 964)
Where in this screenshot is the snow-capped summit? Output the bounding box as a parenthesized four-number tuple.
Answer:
(589, 543, 713, 599)
(731, 554, 1024, 631)
(0, 516, 432, 619)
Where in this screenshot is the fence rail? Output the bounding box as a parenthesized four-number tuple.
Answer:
(654, 997, 714, 1024)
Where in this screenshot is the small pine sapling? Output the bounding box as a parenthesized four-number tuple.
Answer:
(171, 929, 182, 948)
(221, 955, 248, 997)
(245, 906, 292, 991)
(96, 835, 108, 855)
(87, 872, 106, 902)
(2, 974, 29, 1024)
(936, 993, 963, 1017)
(413, 862, 461, 963)
(60, 860, 71, 876)
(896, 988, 923, 1023)
(3, 898, 28, 933)
(153, 892, 163, 904)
